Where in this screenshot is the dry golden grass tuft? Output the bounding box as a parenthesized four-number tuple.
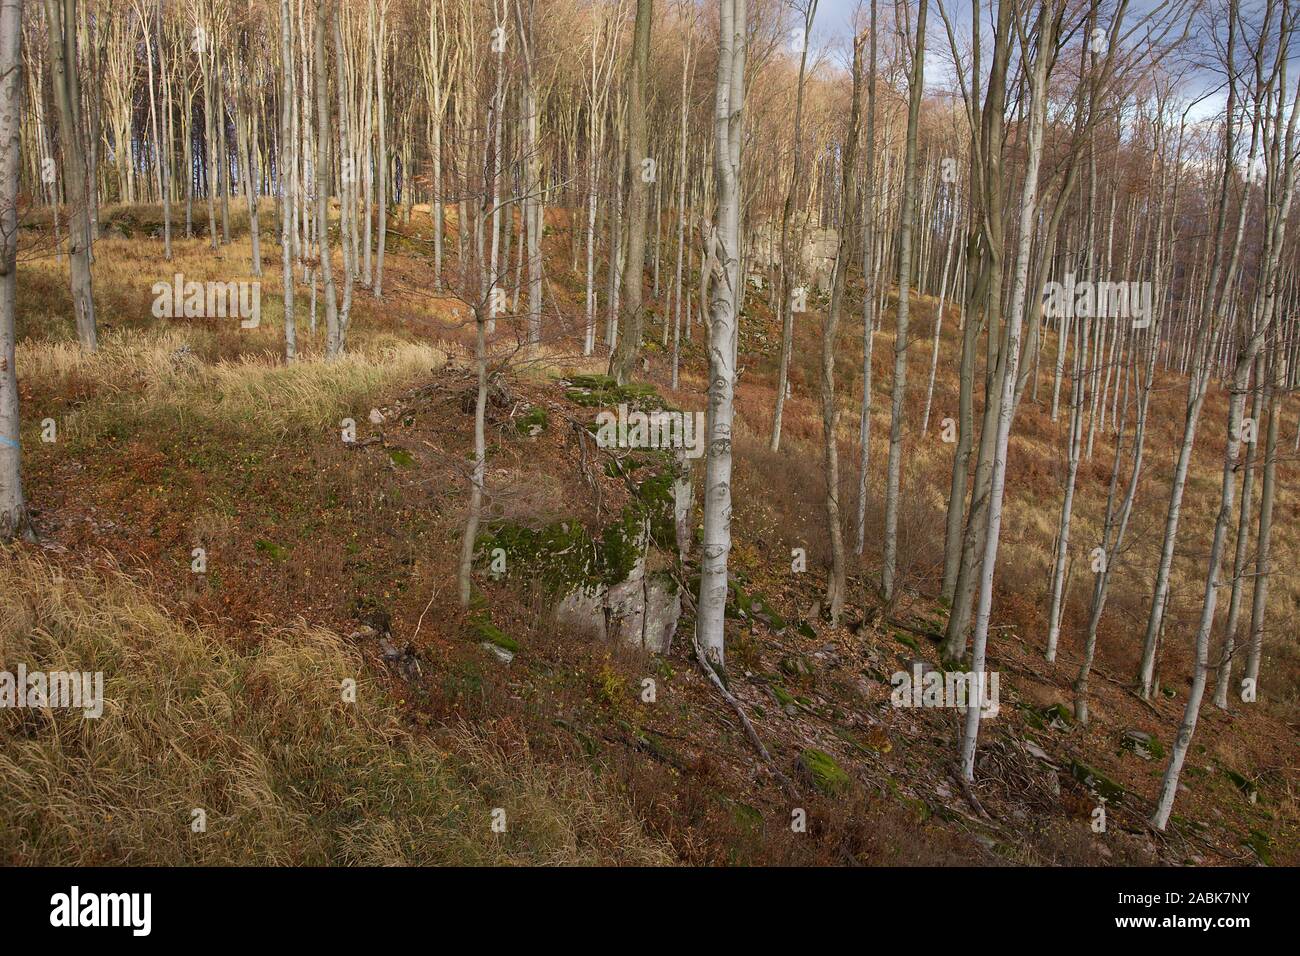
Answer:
(18, 330, 448, 442)
(0, 553, 673, 865)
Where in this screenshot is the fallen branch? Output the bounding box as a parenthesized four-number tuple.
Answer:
(958, 774, 992, 820)
(886, 616, 945, 643)
(673, 570, 798, 797)
(692, 631, 799, 797)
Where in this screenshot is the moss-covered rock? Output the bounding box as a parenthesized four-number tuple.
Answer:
(1069, 760, 1125, 805)
(798, 748, 852, 795)
(471, 616, 520, 653)
(1121, 730, 1164, 761)
(516, 405, 549, 436)
(726, 579, 788, 630)
(1041, 702, 1074, 728)
(778, 654, 813, 679)
(1221, 766, 1259, 803)
(892, 630, 921, 653)
(476, 461, 677, 597)
(563, 373, 664, 410)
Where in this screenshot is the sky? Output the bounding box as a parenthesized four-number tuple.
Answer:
(800, 0, 1230, 125)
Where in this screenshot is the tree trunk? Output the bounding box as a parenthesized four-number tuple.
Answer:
(608, 0, 654, 383)
(854, 0, 878, 557)
(0, 0, 32, 542)
(280, 0, 296, 360)
(696, 0, 746, 667)
(45, 0, 96, 350)
(819, 32, 862, 625)
(769, 0, 818, 451)
(881, 0, 927, 602)
(960, 0, 1053, 781)
(314, 0, 342, 356)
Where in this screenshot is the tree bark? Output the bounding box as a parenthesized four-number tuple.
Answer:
(608, 0, 654, 382)
(0, 0, 32, 541)
(45, 0, 96, 350)
(695, 0, 746, 667)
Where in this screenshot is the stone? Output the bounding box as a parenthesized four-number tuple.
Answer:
(555, 555, 681, 654)
(481, 642, 514, 665)
(1121, 729, 1164, 760)
(1022, 740, 1053, 763)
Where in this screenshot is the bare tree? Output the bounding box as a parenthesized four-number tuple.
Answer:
(44, 0, 96, 350)
(1152, 3, 1300, 827)
(696, 0, 746, 667)
(960, 0, 1056, 781)
(280, 0, 296, 359)
(881, 0, 927, 603)
(0, 0, 31, 542)
(608, 0, 653, 382)
(769, 0, 817, 451)
(819, 30, 863, 625)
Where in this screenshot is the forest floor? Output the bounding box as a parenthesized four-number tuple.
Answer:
(1, 201, 1295, 865)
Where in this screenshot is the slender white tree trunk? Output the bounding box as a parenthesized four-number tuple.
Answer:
(45, 0, 96, 350)
(0, 0, 32, 542)
(960, 2, 1052, 781)
(280, 0, 296, 360)
(696, 0, 746, 667)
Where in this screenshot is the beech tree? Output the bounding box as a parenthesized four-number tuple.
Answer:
(607, 0, 652, 382)
(0, 0, 28, 542)
(880, 0, 926, 603)
(44, 0, 96, 350)
(1152, 0, 1300, 829)
(696, 0, 746, 668)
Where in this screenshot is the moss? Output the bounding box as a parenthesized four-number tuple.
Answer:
(1069, 761, 1125, 805)
(729, 800, 763, 834)
(634, 470, 678, 546)
(1169, 813, 1208, 832)
(477, 520, 604, 593)
(388, 448, 415, 468)
(1244, 829, 1273, 865)
(778, 654, 813, 679)
(893, 631, 921, 653)
(1041, 702, 1074, 728)
(1121, 731, 1165, 760)
(798, 748, 852, 795)
(564, 374, 664, 410)
(1221, 766, 1259, 802)
(516, 405, 549, 435)
(254, 539, 289, 562)
(772, 685, 796, 710)
(477, 453, 679, 597)
(726, 580, 787, 630)
(471, 616, 520, 653)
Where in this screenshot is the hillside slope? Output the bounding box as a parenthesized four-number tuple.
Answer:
(3, 203, 1295, 866)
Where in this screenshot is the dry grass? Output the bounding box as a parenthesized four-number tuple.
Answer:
(18, 329, 448, 444)
(9, 205, 1296, 866)
(0, 553, 673, 865)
